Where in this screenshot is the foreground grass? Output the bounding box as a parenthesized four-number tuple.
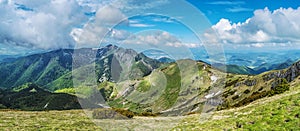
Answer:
(0, 109, 186, 130)
(173, 89, 300, 130)
(1, 87, 300, 130)
(2, 89, 299, 131)
(0, 110, 101, 130)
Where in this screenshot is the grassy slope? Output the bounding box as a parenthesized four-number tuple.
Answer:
(0, 83, 83, 111)
(0, 51, 73, 89)
(173, 85, 300, 130)
(0, 85, 299, 130)
(220, 68, 291, 110)
(104, 60, 215, 115)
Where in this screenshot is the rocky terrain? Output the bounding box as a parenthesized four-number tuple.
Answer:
(0, 45, 299, 118)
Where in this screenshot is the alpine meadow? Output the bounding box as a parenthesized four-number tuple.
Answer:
(0, 0, 300, 130)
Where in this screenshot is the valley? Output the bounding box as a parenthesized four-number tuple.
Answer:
(0, 45, 300, 130)
(1, 0, 300, 130)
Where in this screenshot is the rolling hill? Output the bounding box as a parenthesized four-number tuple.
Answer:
(0, 45, 299, 118)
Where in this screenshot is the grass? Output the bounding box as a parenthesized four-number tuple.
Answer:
(173, 86, 300, 130)
(136, 80, 151, 92)
(1, 85, 300, 130)
(0, 109, 101, 130)
(54, 87, 76, 94)
(0, 109, 185, 130)
(2, 87, 299, 131)
(2, 59, 300, 130)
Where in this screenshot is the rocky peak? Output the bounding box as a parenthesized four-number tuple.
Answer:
(263, 60, 300, 82)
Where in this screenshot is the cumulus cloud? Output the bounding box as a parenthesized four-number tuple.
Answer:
(112, 0, 169, 11)
(0, 0, 173, 52)
(204, 7, 300, 46)
(95, 5, 127, 25)
(71, 5, 129, 47)
(0, 0, 89, 50)
(70, 0, 173, 47)
(117, 31, 198, 60)
(121, 31, 200, 48)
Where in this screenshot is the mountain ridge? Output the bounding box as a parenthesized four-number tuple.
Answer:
(0, 45, 161, 90)
(1, 45, 300, 117)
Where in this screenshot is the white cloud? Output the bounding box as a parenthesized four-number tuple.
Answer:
(226, 7, 253, 12)
(95, 5, 127, 26)
(70, 24, 110, 47)
(250, 43, 264, 48)
(127, 15, 176, 28)
(118, 31, 198, 60)
(151, 16, 177, 23)
(206, 1, 245, 5)
(110, 29, 131, 40)
(204, 7, 300, 46)
(112, 0, 169, 11)
(71, 5, 129, 47)
(0, 0, 172, 52)
(121, 31, 200, 48)
(129, 23, 155, 28)
(0, 0, 88, 50)
(70, 0, 172, 48)
(128, 19, 155, 27)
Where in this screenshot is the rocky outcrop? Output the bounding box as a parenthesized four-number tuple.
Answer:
(234, 79, 257, 87)
(263, 61, 300, 82)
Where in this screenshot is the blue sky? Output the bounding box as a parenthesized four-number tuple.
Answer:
(0, 0, 300, 56)
(188, 0, 300, 24)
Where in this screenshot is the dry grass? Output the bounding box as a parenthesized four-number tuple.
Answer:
(0, 109, 190, 130)
(0, 109, 101, 130)
(173, 86, 300, 130)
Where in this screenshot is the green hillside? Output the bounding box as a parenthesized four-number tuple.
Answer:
(0, 49, 74, 88)
(1, 45, 300, 120)
(173, 85, 300, 130)
(0, 84, 299, 130)
(0, 83, 95, 111)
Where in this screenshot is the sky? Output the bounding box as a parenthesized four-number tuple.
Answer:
(187, 0, 300, 24)
(0, 0, 300, 56)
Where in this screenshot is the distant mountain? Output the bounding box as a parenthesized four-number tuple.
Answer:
(148, 49, 300, 74)
(0, 55, 20, 63)
(214, 64, 257, 75)
(0, 49, 75, 89)
(214, 59, 295, 75)
(0, 45, 161, 91)
(158, 57, 175, 63)
(1, 45, 300, 116)
(252, 59, 294, 74)
(1, 46, 296, 91)
(221, 51, 300, 68)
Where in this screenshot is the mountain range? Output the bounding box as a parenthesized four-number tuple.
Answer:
(0, 45, 299, 117)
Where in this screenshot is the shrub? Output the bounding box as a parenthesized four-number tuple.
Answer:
(243, 89, 250, 94)
(92, 108, 134, 119)
(232, 95, 239, 100)
(137, 80, 151, 92)
(270, 78, 289, 95)
(113, 108, 135, 118)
